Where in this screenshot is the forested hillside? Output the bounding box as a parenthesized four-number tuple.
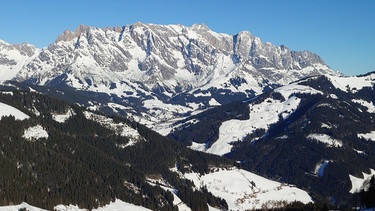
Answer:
(169, 75, 375, 208)
(0, 89, 231, 210)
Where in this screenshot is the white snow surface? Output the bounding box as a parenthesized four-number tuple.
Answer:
(209, 98, 221, 106)
(188, 142, 207, 151)
(307, 133, 343, 147)
(349, 169, 375, 194)
(352, 99, 375, 113)
(52, 108, 76, 123)
(22, 125, 48, 141)
(0, 199, 151, 211)
(0, 102, 30, 120)
(91, 199, 151, 211)
(358, 131, 375, 141)
(184, 167, 312, 210)
(327, 74, 375, 93)
(0, 202, 47, 211)
(0, 91, 13, 95)
(275, 84, 323, 99)
(0, 41, 40, 83)
(206, 96, 301, 156)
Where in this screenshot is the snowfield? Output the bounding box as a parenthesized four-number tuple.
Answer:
(327, 74, 375, 93)
(206, 96, 301, 156)
(184, 167, 312, 210)
(0, 202, 47, 211)
(358, 131, 375, 141)
(275, 84, 323, 99)
(307, 133, 343, 147)
(0, 102, 30, 120)
(352, 99, 375, 113)
(22, 125, 49, 141)
(52, 108, 76, 123)
(194, 83, 325, 156)
(0, 199, 151, 211)
(349, 169, 375, 194)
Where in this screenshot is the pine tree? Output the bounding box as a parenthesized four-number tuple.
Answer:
(361, 175, 375, 208)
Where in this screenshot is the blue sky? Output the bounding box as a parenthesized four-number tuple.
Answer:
(0, 0, 374, 76)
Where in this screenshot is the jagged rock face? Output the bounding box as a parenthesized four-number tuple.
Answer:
(7, 23, 333, 89)
(0, 23, 338, 129)
(0, 40, 39, 81)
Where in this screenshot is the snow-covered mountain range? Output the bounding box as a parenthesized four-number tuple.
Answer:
(2, 22, 374, 209)
(0, 22, 338, 131)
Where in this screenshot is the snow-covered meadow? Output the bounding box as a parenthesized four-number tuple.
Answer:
(184, 167, 312, 210)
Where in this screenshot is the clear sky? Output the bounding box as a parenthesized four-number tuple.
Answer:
(0, 0, 374, 76)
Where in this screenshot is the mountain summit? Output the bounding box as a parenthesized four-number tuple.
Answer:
(0, 23, 337, 130)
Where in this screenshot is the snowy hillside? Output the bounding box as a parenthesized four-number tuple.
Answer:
(170, 73, 375, 207)
(188, 83, 324, 156)
(184, 167, 312, 210)
(0, 90, 320, 210)
(0, 102, 29, 120)
(0, 199, 151, 211)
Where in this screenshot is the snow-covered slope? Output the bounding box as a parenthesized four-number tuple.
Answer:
(326, 73, 375, 93)
(0, 23, 338, 131)
(0, 199, 151, 211)
(184, 167, 312, 210)
(0, 40, 39, 83)
(349, 169, 375, 194)
(170, 73, 375, 207)
(0, 102, 30, 120)
(190, 83, 323, 156)
(22, 125, 49, 141)
(0, 89, 318, 210)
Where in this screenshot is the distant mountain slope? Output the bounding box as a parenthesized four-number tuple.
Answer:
(0, 23, 338, 131)
(169, 73, 375, 207)
(0, 89, 312, 210)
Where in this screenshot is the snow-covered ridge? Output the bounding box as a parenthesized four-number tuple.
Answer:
(352, 99, 375, 113)
(1, 22, 338, 131)
(184, 167, 312, 210)
(0, 40, 39, 83)
(0, 199, 151, 211)
(0, 102, 30, 120)
(275, 84, 323, 99)
(187, 83, 330, 156)
(327, 74, 375, 93)
(52, 108, 76, 123)
(307, 133, 343, 147)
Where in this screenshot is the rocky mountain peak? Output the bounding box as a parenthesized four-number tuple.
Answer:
(191, 23, 211, 31)
(55, 30, 76, 43)
(1, 22, 338, 129)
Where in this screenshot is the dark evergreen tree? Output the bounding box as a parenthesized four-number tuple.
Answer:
(362, 176, 375, 208)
